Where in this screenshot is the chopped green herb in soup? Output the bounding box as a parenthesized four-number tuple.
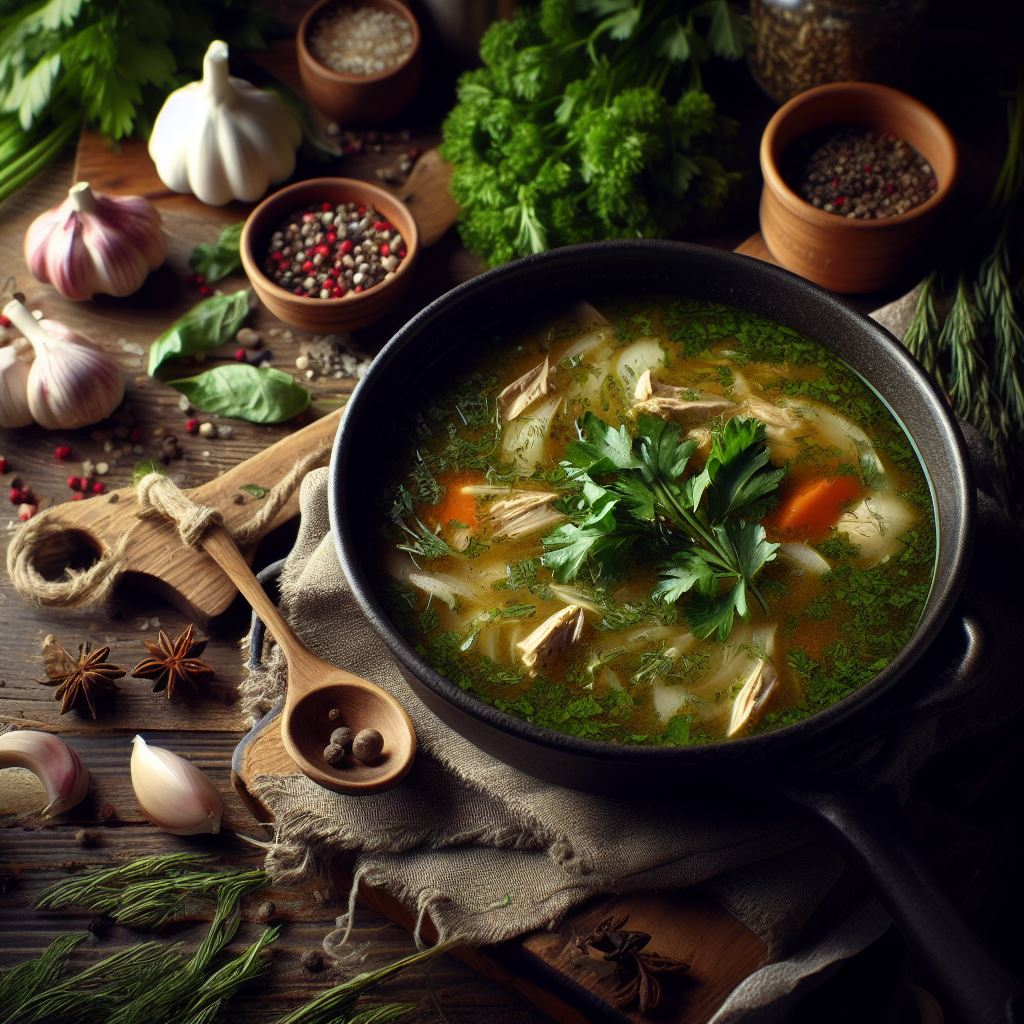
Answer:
(380, 299, 935, 745)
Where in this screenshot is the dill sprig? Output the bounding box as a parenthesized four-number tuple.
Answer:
(6, 854, 450, 1024)
(36, 852, 268, 928)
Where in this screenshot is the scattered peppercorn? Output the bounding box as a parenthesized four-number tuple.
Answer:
(198, 421, 217, 439)
(327, 707, 342, 722)
(236, 327, 263, 349)
(784, 127, 938, 220)
(351, 728, 384, 763)
(185, 418, 200, 435)
(0, 455, 7, 474)
(262, 201, 407, 299)
(54, 445, 71, 461)
(18, 503, 37, 521)
(300, 949, 325, 973)
(254, 899, 276, 923)
(75, 828, 100, 848)
(91, 481, 105, 495)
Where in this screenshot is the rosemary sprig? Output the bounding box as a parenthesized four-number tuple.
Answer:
(37, 852, 269, 927)
(902, 78, 1024, 500)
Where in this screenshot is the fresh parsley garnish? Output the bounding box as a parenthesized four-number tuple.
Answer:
(541, 412, 784, 641)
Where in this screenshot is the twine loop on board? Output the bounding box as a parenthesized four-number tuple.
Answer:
(6, 438, 332, 609)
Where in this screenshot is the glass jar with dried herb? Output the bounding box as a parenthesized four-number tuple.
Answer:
(749, 0, 928, 104)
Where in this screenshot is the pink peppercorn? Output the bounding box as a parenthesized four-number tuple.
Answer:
(54, 445, 72, 461)
(67, 476, 80, 490)
(9, 486, 27, 503)
(380, 244, 390, 257)
(18, 503, 37, 521)
(0, 456, 8, 474)
(234, 348, 247, 361)
(198, 285, 213, 297)
(92, 481, 105, 495)
(340, 239, 353, 254)
(71, 492, 85, 502)
(0, 314, 10, 328)
(185, 418, 200, 434)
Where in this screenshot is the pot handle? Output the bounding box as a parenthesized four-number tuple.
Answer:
(778, 782, 1022, 1024)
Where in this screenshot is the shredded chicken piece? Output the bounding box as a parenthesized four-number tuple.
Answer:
(633, 370, 736, 424)
(516, 604, 586, 672)
(498, 356, 554, 421)
(482, 489, 563, 540)
(726, 659, 779, 737)
(742, 394, 800, 431)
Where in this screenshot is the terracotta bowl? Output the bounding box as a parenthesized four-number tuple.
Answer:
(240, 177, 419, 332)
(296, 0, 422, 126)
(759, 82, 958, 294)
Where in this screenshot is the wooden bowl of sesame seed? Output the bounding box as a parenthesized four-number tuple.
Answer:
(240, 177, 419, 332)
(297, 0, 422, 126)
(759, 82, 958, 294)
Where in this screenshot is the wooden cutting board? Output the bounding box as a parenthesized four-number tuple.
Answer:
(67, 43, 775, 1022)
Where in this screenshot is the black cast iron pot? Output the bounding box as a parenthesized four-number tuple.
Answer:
(329, 242, 1021, 1023)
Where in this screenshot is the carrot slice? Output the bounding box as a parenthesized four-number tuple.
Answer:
(771, 476, 861, 540)
(426, 473, 482, 529)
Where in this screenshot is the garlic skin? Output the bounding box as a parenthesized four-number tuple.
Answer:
(25, 181, 165, 300)
(130, 735, 224, 835)
(0, 344, 33, 427)
(0, 730, 90, 816)
(148, 40, 301, 206)
(3, 296, 124, 430)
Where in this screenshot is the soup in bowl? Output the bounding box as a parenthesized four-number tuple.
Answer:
(331, 242, 971, 788)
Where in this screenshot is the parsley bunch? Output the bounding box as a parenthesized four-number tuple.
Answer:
(0, 0, 267, 203)
(441, 0, 750, 267)
(541, 412, 784, 640)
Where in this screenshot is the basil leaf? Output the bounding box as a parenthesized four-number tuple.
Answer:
(188, 221, 244, 283)
(148, 289, 251, 375)
(132, 459, 166, 486)
(167, 365, 310, 424)
(239, 483, 269, 498)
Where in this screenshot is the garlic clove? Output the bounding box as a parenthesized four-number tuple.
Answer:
(0, 729, 91, 816)
(130, 735, 223, 836)
(3, 296, 124, 430)
(25, 181, 165, 301)
(0, 344, 34, 427)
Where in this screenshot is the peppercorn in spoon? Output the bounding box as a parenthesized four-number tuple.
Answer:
(200, 525, 416, 793)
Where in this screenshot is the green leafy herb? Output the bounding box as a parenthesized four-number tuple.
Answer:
(541, 411, 783, 640)
(441, 0, 748, 267)
(148, 290, 252, 375)
(0, 2, 268, 202)
(168, 364, 311, 423)
(189, 221, 244, 283)
(132, 458, 167, 486)
(239, 483, 269, 499)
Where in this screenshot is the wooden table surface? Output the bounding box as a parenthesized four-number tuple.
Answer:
(3, 6, 1024, 1022)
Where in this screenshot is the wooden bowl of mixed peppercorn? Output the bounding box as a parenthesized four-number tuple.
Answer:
(759, 82, 958, 294)
(240, 177, 419, 332)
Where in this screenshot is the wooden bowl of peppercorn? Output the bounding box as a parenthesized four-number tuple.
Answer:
(759, 82, 958, 294)
(240, 177, 419, 332)
(296, 0, 422, 126)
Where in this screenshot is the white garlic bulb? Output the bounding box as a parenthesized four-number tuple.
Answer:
(130, 735, 224, 836)
(24, 182, 166, 300)
(0, 729, 91, 816)
(3, 296, 124, 430)
(0, 344, 33, 428)
(148, 40, 301, 206)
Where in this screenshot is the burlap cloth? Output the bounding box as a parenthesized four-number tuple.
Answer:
(241, 293, 1023, 1020)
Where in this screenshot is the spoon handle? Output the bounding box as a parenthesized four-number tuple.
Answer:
(201, 526, 306, 665)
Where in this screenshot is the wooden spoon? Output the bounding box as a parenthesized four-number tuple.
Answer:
(201, 525, 416, 794)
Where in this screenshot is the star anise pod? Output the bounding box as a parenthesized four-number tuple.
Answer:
(132, 624, 214, 699)
(574, 913, 690, 1014)
(40, 638, 125, 718)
